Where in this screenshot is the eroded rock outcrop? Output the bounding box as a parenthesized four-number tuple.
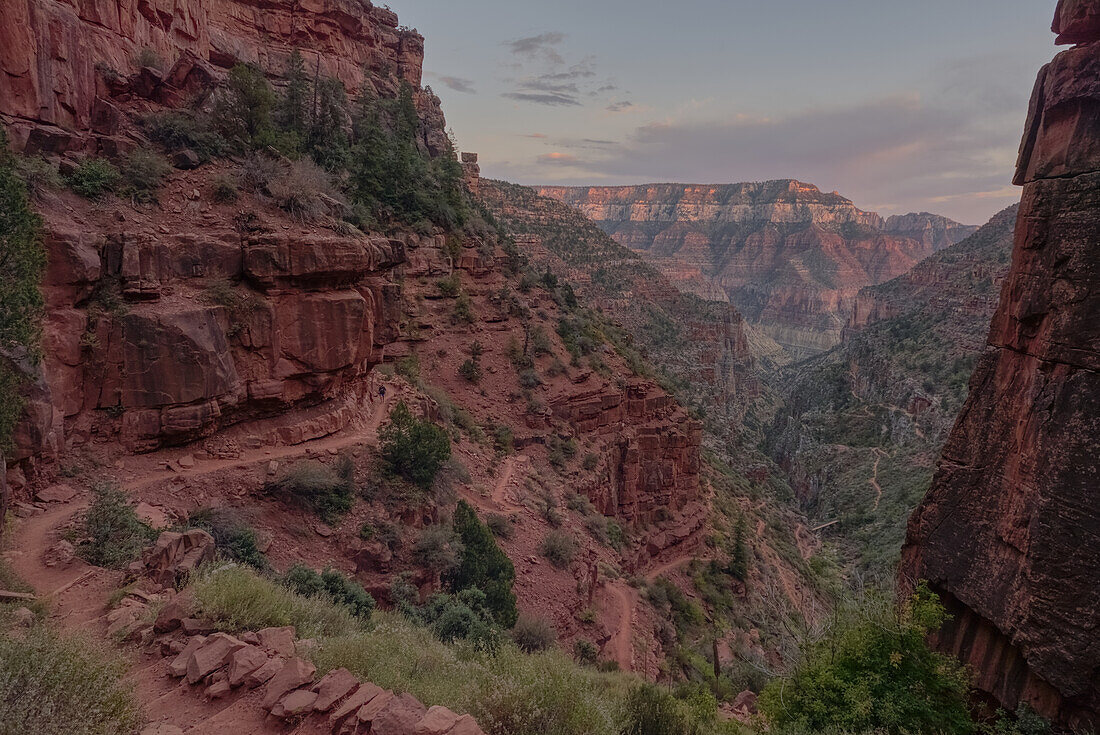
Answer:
(0, 0, 432, 151)
(900, 5, 1100, 729)
(540, 182, 975, 359)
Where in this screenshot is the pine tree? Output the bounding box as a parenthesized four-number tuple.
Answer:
(277, 49, 311, 140)
(445, 501, 518, 627)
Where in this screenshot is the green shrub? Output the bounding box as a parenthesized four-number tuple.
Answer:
(264, 456, 355, 522)
(573, 639, 598, 665)
(187, 508, 267, 569)
(492, 424, 514, 455)
(71, 484, 156, 568)
(414, 525, 464, 577)
(14, 156, 60, 199)
(122, 147, 170, 202)
(395, 354, 421, 382)
(758, 582, 973, 735)
(133, 46, 163, 69)
(212, 63, 277, 148)
(411, 588, 502, 650)
(459, 358, 481, 384)
(620, 684, 710, 735)
(193, 564, 363, 638)
(540, 531, 576, 569)
(444, 501, 518, 627)
(65, 158, 120, 199)
(211, 174, 239, 203)
(453, 292, 475, 324)
(379, 402, 451, 489)
(486, 513, 512, 539)
(0, 627, 141, 735)
(437, 274, 461, 298)
(283, 565, 375, 620)
(511, 613, 555, 653)
(141, 110, 227, 160)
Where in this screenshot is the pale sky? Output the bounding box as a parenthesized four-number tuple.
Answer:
(394, 0, 1057, 224)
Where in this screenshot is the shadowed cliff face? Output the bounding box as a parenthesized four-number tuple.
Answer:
(539, 182, 975, 359)
(900, 2, 1100, 729)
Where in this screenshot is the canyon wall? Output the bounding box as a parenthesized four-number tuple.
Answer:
(764, 206, 1017, 573)
(540, 182, 975, 359)
(0, 0, 446, 156)
(484, 180, 759, 436)
(899, 2, 1100, 729)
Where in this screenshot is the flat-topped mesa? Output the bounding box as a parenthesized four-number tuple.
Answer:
(899, 0, 1100, 730)
(540, 181, 973, 359)
(0, 0, 433, 152)
(539, 180, 885, 230)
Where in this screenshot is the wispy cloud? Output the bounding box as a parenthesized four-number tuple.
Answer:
(606, 101, 635, 113)
(503, 92, 582, 107)
(433, 75, 477, 94)
(506, 32, 566, 63)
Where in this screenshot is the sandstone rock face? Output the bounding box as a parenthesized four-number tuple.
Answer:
(549, 379, 702, 530)
(0, 0, 428, 148)
(900, 6, 1100, 729)
(540, 182, 974, 359)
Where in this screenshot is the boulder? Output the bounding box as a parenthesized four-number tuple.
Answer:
(243, 655, 284, 689)
(36, 484, 77, 503)
(271, 688, 318, 719)
(447, 715, 486, 735)
(168, 635, 207, 678)
(257, 626, 297, 656)
(185, 633, 247, 684)
(330, 683, 384, 731)
(413, 705, 462, 735)
(170, 149, 200, 170)
(262, 657, 316, 709)
(141, 530, 215, 586)
(369, 693, 428, 735)
(311, 667, 359, 712)
(1054, 0, 1100, 44)
(226, 644, 269, 686)
(42, 540, 75, 568)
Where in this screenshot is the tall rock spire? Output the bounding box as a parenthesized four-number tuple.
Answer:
(899, 1, 1100, 730)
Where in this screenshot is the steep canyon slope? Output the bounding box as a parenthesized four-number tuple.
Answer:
(900, 2, 1100, 729)
(0, 0, 833, 711)
(766, 205, 1018, 573)
(540, 182, 976, 359)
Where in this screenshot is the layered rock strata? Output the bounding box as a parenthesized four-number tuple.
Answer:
(540, 182, 975, 358)
(900, 4, 1100, 729)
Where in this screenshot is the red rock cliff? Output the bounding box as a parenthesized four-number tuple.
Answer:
(899, 3, 1100, 729)
(0, 0, 441, 153)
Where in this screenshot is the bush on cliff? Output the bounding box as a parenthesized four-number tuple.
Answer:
(0, 130, 45, 451)
(0, 626, 141, 735)
(65, 158, 120, 199)
(378, 401, 451, 489)
(758, 582, 973, 735)
(444, 500, 518, 628)
(71, 483, 156, 569)
(264, 456, 355, 522)
(283, 564, 375, 621)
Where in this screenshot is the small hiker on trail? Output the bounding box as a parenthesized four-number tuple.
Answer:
(378, 384, 387, 400)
